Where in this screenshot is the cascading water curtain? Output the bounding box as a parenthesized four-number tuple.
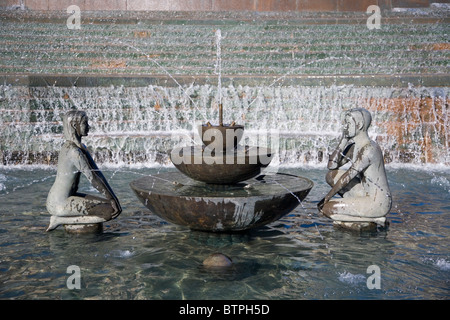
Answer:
(0, 84, 448, 166)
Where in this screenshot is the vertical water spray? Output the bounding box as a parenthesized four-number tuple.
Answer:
(215, 29, 223, 125)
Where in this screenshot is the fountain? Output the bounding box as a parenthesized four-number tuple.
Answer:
(0, 7, 449, 300)
(130, 29, 313, 232)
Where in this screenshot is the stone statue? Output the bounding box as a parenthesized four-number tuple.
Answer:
(318, 108, 392, 229)
(46, 110, 121, 232)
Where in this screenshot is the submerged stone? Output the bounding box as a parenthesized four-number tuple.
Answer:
(203, 253, 233, 268)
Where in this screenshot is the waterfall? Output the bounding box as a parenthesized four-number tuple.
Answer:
(1, 84, 448, 166)
(0, 8, 448, 167)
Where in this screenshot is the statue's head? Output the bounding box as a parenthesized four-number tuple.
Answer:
(343, 108, 372, 138)
(63, 110, 89, 146)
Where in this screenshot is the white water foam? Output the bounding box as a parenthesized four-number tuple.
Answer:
(435, 258, 450, 271)
(2, 84, 449, 167)
(338, 271, 366, 285)
(421, 256, 450, 271)
(105, 249, 135, 259)
(0, 173, 6, 191)
(430, 176, 450, 193)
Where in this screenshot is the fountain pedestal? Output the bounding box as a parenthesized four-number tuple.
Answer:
(130, 171, 313, 232)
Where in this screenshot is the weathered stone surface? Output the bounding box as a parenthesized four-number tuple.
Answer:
(130, 171, 313, 232)
(318, 108, 392, 228)
(46, 111, 122, 232)
(170, 146, 272, 184)
(17, 0, 434, 12)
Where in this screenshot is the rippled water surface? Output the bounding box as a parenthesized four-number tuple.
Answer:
(0, 166, 449, 299)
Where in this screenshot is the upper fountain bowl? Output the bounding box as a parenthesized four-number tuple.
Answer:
(169, 145, 272, 184)
(200, 124, 244, 151)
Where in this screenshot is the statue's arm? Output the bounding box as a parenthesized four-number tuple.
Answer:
(71, 147, 121, 209)
(328, 136, 354, 169)
(321, 145, 371, 205)
(323, 166, 360, 203)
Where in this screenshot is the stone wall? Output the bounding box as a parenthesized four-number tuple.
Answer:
(1, 0, 449, 11)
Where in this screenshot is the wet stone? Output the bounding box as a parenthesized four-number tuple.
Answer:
(202, 253, 233, 268)
(64, 223, 103, 234)
(333, 221, 389, 232)
(130, 171, 313, 232)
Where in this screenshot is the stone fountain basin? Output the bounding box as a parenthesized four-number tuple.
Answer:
(169, 145, 272, 184)
(130, 171, 313, 232)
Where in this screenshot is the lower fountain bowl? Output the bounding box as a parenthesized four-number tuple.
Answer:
(169, 145, 272, 184)
(130, 171, 313, 232)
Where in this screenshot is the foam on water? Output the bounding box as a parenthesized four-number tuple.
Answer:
(421, 257, 450, 271)
(435, 258, 450, 271)
(0, 174, 6, 191)
(105, 249, 136, 259)
(338, 271, 366, 285)
(430, 176, 450, 193)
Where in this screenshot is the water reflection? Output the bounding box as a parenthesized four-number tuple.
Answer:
(0, 166, 448, 299)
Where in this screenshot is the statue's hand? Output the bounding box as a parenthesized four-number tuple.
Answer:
(338, 134, 349, 151)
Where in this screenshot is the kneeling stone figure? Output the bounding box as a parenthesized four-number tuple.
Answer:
(46, 110, 121, 232)
(318, 108, 392, 229)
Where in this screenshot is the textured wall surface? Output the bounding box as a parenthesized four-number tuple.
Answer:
(1, 0, 449, 11)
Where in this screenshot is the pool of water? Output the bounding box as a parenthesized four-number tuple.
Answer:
(0, 165, 449, 299)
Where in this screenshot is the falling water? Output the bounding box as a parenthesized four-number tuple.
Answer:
(1, 84, 448, 166)
(215, 29, 222, 107)
(0, 8, 448, 167)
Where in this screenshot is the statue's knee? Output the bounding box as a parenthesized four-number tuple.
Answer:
(320, 202, 334, 218)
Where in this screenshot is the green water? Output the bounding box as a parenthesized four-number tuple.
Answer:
(0, 165, 448, 299)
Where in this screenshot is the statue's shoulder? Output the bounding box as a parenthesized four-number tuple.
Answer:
(370, 139, 383, 153)
(363, 140, 383, 162)
(61, 141, 83, 156)
(354, 140, 381, 162)
(360, 140, 381, 152)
